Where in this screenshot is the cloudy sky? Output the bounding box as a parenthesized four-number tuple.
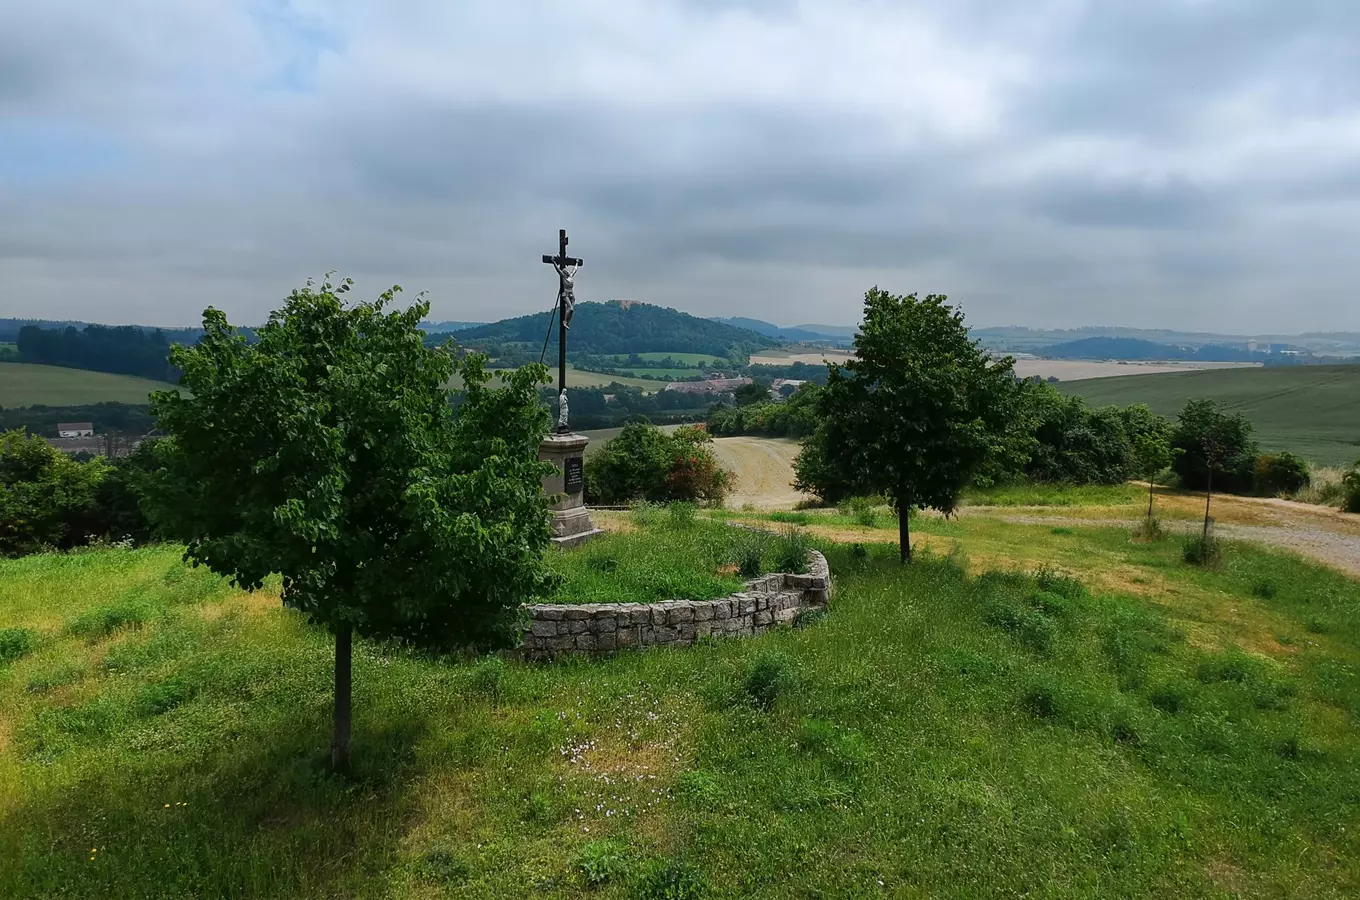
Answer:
(2, 0, 1358, 332)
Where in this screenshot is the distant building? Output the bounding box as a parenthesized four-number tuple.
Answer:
(57, 422, 94, 438)
(663, 377, 753, 394)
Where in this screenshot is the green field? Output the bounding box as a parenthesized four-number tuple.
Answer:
(1062, 364, 1360, 466)
(630, 352, 725, 366)
(451, 365, 663, 392)
(3, 510, 1359, 897)
(583, 367, 700, 381)
(0, 363, 178, 407)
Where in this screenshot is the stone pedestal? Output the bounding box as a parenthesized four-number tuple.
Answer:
(539, 432, 601, 547)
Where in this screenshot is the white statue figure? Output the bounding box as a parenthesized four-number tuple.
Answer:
(558, 389, 569, 430)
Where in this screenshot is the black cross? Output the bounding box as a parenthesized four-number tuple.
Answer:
(542, 228, 582, 428)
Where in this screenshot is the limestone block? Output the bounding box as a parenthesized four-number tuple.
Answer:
(596, 631, 617, 651)
(667, 603, 695, 626)
(630, 607, 651, 626)
(617, 627, 637, 647)
(536, 606, 565, 621)
(693, 603, 714, 622)
(529, 620, 558, 638)
(676, 623, 697, 642)
(754, 610, 774, 626)
(739, 597, 757, 616)
(695, 621, 712, 638)
(564, 608, 591, 621)
(656, 625, 679, 643)
(546, 634, 575, 651)
(576, 633, 597, 651)
(594, 616, 617, 633)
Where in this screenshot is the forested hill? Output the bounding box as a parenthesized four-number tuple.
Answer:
(458, 301, 779, 357)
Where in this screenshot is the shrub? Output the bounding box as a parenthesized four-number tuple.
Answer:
(838, 496, 880, 527)
(0, 430, 108, 555)
(586, 423, 732, 506)
(1255, 452, 1311, 496)
(1182, 535, 1222, 567)
(1343, 459, 1360, 514)
(0, 627, 37, 666)
(772, 527, 811, 574)
(744, 649, 794, 710)
(1131, 517, 1165, 542)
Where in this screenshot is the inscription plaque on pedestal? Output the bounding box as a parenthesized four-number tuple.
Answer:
(564, 457, 584, 493)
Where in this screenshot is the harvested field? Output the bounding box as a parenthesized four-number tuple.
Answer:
(1012, 359, 1258, 381)
(709, 435, 812, 509)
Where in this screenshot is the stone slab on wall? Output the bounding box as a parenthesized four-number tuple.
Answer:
(521, 550, 831, 659)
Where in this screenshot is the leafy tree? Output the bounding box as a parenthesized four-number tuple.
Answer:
(733, 380, 772, 406)
(1171, 399, 1258, 541)
(148, 278, 555, 771)
(0, 430, 107, 555)
(795, 289, 1015, 563)
(1129, 412, 1175, 523)
(1172, 399, 1258, 492)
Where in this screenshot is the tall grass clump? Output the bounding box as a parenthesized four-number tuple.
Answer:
(772, 527, 812, 574)
(0, 627, 37, 666)
(1295, 467, 1346, 507)
(744, 648, 795, 709)
(1182, 534, 1222, 567)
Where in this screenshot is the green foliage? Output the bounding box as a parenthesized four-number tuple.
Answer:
(148, 277, 555, 653)
(0, 626, 37, 665)
(1344, 459, 1360, 513)
(836, 496, 880, 527)
(16, 322, 180, 382)
(0, 429, 108, 555)
(1061, 364, 1360, 468)
(574, 839, 632, 886)
(707, 383, 824, 438)
(1255, 451, 1311, 496)
(66, 599, 154, 639)
(458, 299, 777, 358)
(584, 423, 731, 505)
(744, 648, 794, 709)
(1182, 534, 1222, 567)
(795, 289, 1015, 561)
(634, 858, 709, 900)
(771, 527, 811, 575)
(1172, 399, 1259, 494)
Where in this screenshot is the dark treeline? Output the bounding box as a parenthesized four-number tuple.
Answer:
(17, 325, 180, 382)
(0, 403, 156, 436)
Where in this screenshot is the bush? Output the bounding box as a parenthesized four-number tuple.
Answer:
(744, 649, 794, 710)
(585, 423, 731, 506)
(1343, 459, 1360, 514)
(0, 627, 37, 666)
(1131, 517, 1165, 541)
(634, 859, 708, 900)
(838, 496, 879, 527)
(1255, 452, 1311, 496)
(1182, 534, 1222, 567)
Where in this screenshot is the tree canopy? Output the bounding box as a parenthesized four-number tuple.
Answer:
(794, 289, 1015, 562)
(149, 277, 555, 769)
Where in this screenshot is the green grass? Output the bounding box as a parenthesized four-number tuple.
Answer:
(629, 353, 727, 366)
(544, 514, 745, 604)
(2, 521, 1359, 897)
(1061, 364, 1360, 467)
(962, 481, 1146, 507)
(583, 367, 708, 380)
(0, 362, 179, 407)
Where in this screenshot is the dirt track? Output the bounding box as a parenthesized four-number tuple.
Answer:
(710, 436, 812, 509)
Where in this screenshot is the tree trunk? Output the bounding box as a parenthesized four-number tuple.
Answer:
(1202, 468, 1213, 543)
(331, 625, 352, 773)
(1147, 476, 1156, 521)
(898, 497, 912, 564)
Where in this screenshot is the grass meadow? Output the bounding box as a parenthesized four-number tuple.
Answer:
(1061, 364, 1360, 467)
(1, 510, 1358, 897)
(0, 362, 178, 407)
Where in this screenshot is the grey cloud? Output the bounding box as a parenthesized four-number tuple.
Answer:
(0, 0, 1358, 332)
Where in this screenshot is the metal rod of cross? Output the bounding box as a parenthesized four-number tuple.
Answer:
(542, 228, 582, 433)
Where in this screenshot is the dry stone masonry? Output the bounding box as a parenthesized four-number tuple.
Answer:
(521, 550, 831, 659)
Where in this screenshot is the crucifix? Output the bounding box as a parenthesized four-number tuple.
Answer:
(542, 228, 583, 433)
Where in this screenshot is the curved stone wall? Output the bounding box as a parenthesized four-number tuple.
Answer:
(521, 550, 831, 659)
